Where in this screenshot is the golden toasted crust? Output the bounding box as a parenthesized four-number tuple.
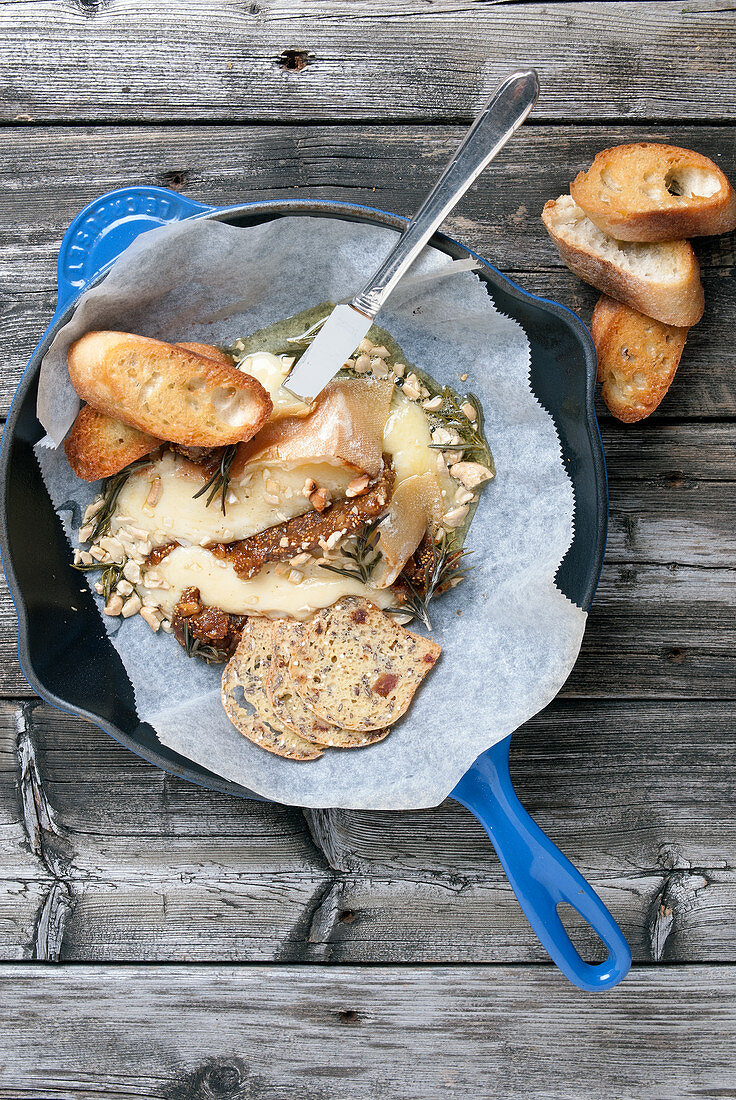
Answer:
(175, 342, 234, 368)
(571, 144, 736, 242)
(63, 404, 161, 481)
(67, 331, 272, 447)
(268, 620, 391, 748)
(221, 618, 322, 761)
(542, 195, 704, 327)
(289, 598, 441, 732)
(592, 295, 688, 423)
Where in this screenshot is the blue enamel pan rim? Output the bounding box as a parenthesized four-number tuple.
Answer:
(0, 193, 607, 801)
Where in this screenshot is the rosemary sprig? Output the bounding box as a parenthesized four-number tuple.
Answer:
(319, 515, 383, 584)
(180, 616, 230, 664)
(192, 444, 238, 514)
(88, 457, 153, 542)
(426, 388, 493, 469)
(386, 533, 473, 630)
(71, 560, 128, 604)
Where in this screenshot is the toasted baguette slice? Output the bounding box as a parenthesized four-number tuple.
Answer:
(175, 341, 234, 368)
(591, 295, 688, 423)
(571, 144, 736, 242)
(67, 332, 272, 448)
(63, 404, 161, 481)
(542, 195, 704, 326)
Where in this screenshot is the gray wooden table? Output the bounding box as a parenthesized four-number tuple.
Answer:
(1, 3, 735, 1097)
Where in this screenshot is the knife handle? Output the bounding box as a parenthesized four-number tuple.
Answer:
(351, 69, 539, 319)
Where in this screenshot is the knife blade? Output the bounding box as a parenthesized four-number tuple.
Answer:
(282, 69, 539, 404)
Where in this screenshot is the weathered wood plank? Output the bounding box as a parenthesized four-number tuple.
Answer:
(1, 699, 734, 962)
(0, 963, 734, 1099)
(1, 1, 734, 123)
(2, 122, 732, 421)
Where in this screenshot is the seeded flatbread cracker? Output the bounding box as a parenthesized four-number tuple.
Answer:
(221, 617, 322, 761)
(289, 598, 441, 732)
(268, 620, 391, 749)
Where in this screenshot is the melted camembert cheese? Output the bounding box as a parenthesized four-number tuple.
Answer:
(146, 547, 395, 621)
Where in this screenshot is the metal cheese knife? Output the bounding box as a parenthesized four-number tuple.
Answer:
(284, 68, 539, 403)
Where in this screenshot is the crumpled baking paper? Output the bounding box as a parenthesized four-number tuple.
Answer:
(35, 216, 586, 810)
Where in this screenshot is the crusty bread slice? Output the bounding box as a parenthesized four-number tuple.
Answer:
(571, 144, 736, 242)
(221, 617, 322, 761)
(63, 404, 161, 481)
(289, 598, 441, 732)
(67, 331, 272, 448)
(175, 341, 234, 368)
(542, 195, 704, 326)
(268, 620, 390, 748)
(591, 295, 688, 423)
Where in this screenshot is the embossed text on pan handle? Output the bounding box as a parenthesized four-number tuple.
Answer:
(351, 70, 539, 319)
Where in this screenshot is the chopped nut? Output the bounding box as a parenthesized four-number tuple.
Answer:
(370, 358, 389, 378)
(127, 525, 150, 540)
(140, 607, 161, 632)
(142, 571, 163, 589)
(104, 595, 124, 616)
(450, 461, 494, 489)
(265, 477, 280, 496)
(99, 535, 125, 562)
(443, 504, 469, 529)
(432, 426, 460, 447)
(358, 337, 373, 354)
(137, 540, 152, 558)
(354, 354, 371, 374)
(78, 523, 94, 543)
(279, 536, 290, 548)
(288, 568, 304, 585)
(144, 477, 162, 508)
(345, 474, 370, 498)
(94, 581, 104, 595)
(142, 593, 162, 609)
(73, 549, 83, 565)
(290, 552, 311, 566)
(371, 344, 389, 359)
(461, 400, 477, 422)
(123, 560, 141, 584)
(422, 395, 443, 411)
(324, 530, 343, 551)
(309, 487, 331, 512)
(121, 594, 143, 618)
(402, 380, 421, 401)
(116, 579, 134, 597)
(89, 545, 107, 562)
(160, 619, 173, 634)
(418, 384, 430, 399)
(303, 477, 317, 497)
(455, 487, 475, 505)
(435, 452, 448, 474)
(393, 362, 406, 378)
(264, 493, 279, 506)
(83, 498, 104, 523)
(226, 489, 238, 506)
(460, 372, 468, 382)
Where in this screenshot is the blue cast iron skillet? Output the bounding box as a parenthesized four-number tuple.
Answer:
(0, 187, 631, 991)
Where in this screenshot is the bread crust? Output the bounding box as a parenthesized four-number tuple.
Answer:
(592, 295, 688, 423)
(63, 404, 161, 481)
(571, 144, 736, 242)
(175, 341, 234, 367)
(67, 331, 272, 447)
(542, 196, 704, 326)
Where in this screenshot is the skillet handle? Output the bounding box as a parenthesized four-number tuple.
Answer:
(56, 185, 213, 313)
(451, 739, 631, 992)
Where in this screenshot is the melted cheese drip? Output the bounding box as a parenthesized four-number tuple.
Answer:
(238, 352, 310, 419)
(383, 391, 454, 499)
(113, 451, 353, 547)
(147, 547, 395, 620)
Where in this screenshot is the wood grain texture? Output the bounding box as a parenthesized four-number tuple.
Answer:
(1, 699, 733, 962)
(0, 963, 735, 1098)
(1, 2, 735, 123)
(1, 123, 732, 420)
